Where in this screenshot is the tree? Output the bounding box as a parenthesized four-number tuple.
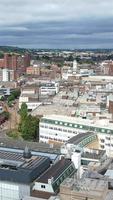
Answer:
(7, 94, 15, 103)
(19, 103, 28, 121)
(7, 89, 20, 105)
(12, 89, 21, 98)
(19, 103, 39, 141)
(0, 96, 5, 101)
(20, 115, 39, 141)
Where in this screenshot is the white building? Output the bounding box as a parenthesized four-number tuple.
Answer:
(62, 60, 78, 80)
(19, 96, 42, 110)
(62, 68, 73, 80)
(39, 115, 113, 156)
(39, 115, 80, 144)
(2, 68, 14, 82)
(0, 181, 30, 200)
(2, 68, 10, 82)
(40, 82, 59, 96)
(19, 86, 42, 110)
(73, 60, 77, 72)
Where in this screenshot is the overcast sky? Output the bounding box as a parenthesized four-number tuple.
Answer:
(0, 0, 113, 49)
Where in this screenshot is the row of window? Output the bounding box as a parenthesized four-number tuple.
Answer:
(100, 137, 113, 143)
(40, 125, 77, 134)
(100, 144, 113, 148)
(41, 185, 45, 188)
(40, 135, 67, 142)
(41, 119, 113, 134)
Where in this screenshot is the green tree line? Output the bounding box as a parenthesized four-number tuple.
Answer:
(19, 103, 39, 141)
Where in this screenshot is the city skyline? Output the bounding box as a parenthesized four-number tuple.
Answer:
(0, 0, 113, 49)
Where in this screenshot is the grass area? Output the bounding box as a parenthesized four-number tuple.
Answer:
(7, 129, 21, 139)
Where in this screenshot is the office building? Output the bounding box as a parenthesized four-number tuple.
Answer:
(0, 148, 50, 200)
(39, 115, 113, 156)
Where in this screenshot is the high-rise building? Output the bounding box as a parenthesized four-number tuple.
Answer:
(0, 53, 31, 80)
(2, 68, 15, 82)
(24, 53, 31, 68)
(73, 60, 77, 72)
(2, 68, 10, 81)
(0, 59, 5, 68)
(12, 54, 18, 70)
(4, 53, 12, 69)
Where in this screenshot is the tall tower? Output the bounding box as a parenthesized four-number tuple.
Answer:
(4, 53, 12, 69)
(73, 60, 77, 73)
(24, 53, 31, 68)
(12, 54, 18, 70)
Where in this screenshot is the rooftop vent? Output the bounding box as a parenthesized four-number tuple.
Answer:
(23, 146, 32, 159)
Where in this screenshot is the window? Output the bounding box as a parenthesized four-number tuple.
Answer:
(41, 185, 46, 189)
(55, 121, 58, 124)
(105, 143, 110, 146)
(100, 145, 105, 149)
(100, 139, 105, 143)
(73, 131, 77, 134)
(107, 130, 111, 134)
(49, 127, 53, 129)
(106, 137, 110, 140)
(64, 123, 67, 126)
(63, 129, 67, 132)
(68, 130, 72, 133)
(69, 124, 72, 127)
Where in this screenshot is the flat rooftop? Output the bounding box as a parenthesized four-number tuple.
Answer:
(32, 104, 76, 116)
(32, 90, 78, 117)
(61, 177, 108, 197)
(0, 150, 44, 170)
(0, 137, 60, 154)
(82, 149, 106, 160)
(0, 149, 50, 183)
(82, 76, 113, 81)
(41, 114, 113, 130)
(105, 191, 113, 200)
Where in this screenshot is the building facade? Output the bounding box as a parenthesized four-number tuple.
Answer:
(39, 115, 113, 156)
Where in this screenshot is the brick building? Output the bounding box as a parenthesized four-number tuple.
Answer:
(0, 53, 31, 80)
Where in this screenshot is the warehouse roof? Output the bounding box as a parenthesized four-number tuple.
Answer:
(37, 158, 73, 184)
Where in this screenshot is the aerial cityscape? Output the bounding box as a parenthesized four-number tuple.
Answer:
(0, 0, 113, 200)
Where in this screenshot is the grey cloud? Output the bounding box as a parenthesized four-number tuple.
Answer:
(0, 0, 113, 48)
(0, 0, 113, 26)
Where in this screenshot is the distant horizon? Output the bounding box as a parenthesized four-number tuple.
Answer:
(0, 45, 113, 51)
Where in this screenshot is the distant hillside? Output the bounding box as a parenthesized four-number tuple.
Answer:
(0, 46, 28, 54)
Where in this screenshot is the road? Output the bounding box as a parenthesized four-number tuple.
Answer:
(0, 130, 9, 138)
(1, 100, 20, 131)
